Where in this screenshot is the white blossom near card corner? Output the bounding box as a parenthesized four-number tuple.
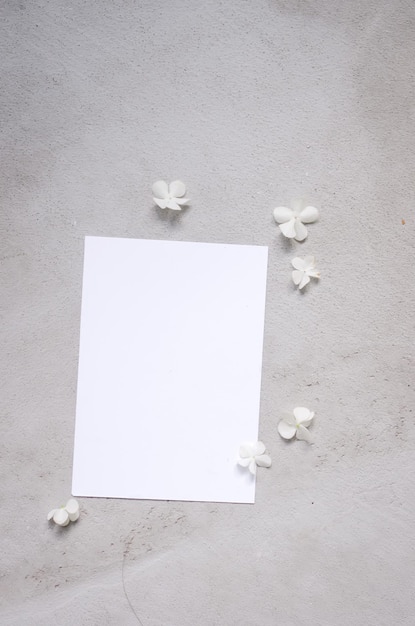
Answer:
(152, 180, 189, 211)
(237, 441, 272, 476)
(273, 200, 319, 241)
(278, 407, 314, 443)
(291, 256, 320, 290)
(47, 498, 80, 527)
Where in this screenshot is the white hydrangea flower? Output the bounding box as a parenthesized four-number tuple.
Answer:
(278, 407, 314, 443)
(47, 499, 80, 527)
(292, 256, 320, 289)
(237, 441, 272, 475)
(273, 200, 319, 241)
(152, 180, 189, 211)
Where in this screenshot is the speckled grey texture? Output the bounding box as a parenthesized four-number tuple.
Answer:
(1, 1, 414, 624)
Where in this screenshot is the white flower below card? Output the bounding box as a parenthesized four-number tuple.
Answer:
(238, 441, 272, 475)
(292, 256, 320, 290)
(273, 200, 319, 241)
(152, 180, 189, 211)
(278, 407, 315, 443)
(48, 499, 80, 527)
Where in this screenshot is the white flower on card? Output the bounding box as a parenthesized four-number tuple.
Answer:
(237, 441, 272, 475)
(292, 256, 320, 289)
(152, 180, 189, 211)
(273, 200, 319, 241)
(47, 499, 80, 527)
(278, 407, 315, 443)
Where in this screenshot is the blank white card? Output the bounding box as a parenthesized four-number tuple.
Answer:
(72, 237, 268, 503)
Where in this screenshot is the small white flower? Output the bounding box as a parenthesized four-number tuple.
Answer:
(278, 407, 315, 443)
(273, 200, 319, 241)
(152, 180, 189, 211)
(47, 499, 80, 527)
(292, 256, 320, 289)
(237, 441, 272, 475)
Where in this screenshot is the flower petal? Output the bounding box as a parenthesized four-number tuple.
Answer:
(248, 460, 257, 475)
(239, 443, 254, 458)
(252, 441, 266, 456)
(277, 420, 296, 439)
(294, 220, 308, 241)
(296, 425, 312, 442)
(47, 509, 57, 521)
(53, 508, 70, 526)
(152, 180, 169, 199)
(169, 180, 186, 197)
(153, 197, 168, 209)
(307, 269, 320, 279)
(283, 412, 297, 427)
(299, 273, 310, 289)
(279, 218, 296, 238)
(301, 411, 315, 427)
(238, 457, 251, 468)
(166, 198, 182, 210)
(65, 499, 80, 522)
(293, 407, 312, 424)
(299, 205, 319, 223)
(303, 256, 315, 269)
(292, 257, 308, 271)
(273, 206, 294, 224)
(291, 198, 305, 213)
(292, 270, 304, 286)
(175, 197, 189, 205)
(256, 454, 272, 468)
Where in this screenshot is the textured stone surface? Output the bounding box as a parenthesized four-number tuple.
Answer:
(1, 1, 414, 624)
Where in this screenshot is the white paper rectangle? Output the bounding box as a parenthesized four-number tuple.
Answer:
(72, 236, 268, 503)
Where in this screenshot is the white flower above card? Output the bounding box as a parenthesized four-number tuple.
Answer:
(273, 200, 319, 241)
(152, 180, 189, 211)
(237, 441, 272, 475)
(292, 256, 320, 290)
(47, 499, 80, 527)
(278, 407, 315, 443)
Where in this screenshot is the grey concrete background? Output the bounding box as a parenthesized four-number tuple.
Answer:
(1, 1, 414, 624)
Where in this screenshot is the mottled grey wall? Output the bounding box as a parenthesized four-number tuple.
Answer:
(1, 1, 414, 624)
